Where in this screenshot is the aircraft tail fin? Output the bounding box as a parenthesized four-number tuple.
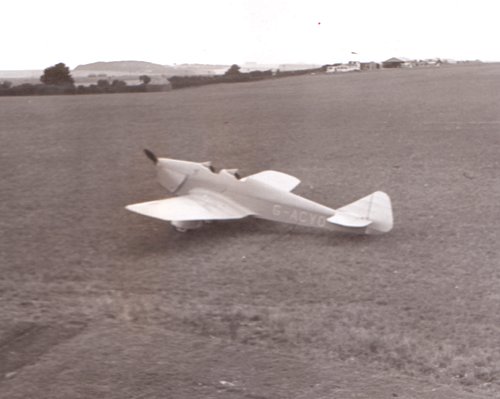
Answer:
(328, 191, 393, 234)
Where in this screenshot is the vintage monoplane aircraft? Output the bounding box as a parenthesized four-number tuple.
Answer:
(126, 150, 393, 234)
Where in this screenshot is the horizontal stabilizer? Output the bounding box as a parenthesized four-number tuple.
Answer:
(328, 191, 393, 234)
(327, 213, 372, 229)
(242, 170, 300, 191)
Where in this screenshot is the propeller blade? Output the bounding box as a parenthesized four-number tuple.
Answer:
(144, 149, 158, 164)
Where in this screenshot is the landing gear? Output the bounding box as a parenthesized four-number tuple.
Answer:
(171, 220, 203, 232)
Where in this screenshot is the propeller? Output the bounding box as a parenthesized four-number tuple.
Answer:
(144, 149, 158, 164)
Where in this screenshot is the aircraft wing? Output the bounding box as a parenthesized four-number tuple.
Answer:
(126, 192, 253, 222)
(242, 171, 300, 192)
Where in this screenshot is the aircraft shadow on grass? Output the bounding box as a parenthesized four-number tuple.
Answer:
(123, 217, 375, 259)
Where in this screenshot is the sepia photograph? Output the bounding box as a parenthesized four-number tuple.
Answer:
(1, 1, 499, 398)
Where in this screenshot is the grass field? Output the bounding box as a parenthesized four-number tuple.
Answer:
(1, 64, 499, 398)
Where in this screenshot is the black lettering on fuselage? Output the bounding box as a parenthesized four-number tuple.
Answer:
(271, 204, 326, 228)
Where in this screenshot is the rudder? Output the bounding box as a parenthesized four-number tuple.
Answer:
(335, 191, 393, 234)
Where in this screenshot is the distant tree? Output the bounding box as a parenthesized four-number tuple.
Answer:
(97, 79, 110, 88)
(1, 81, 12, 89)
(111, 79, 127, 88)
(109, 80, 126, 92)
(40, 63, 74, 86)
(224, 64, 241, 76)
(139, 75, 151, 85)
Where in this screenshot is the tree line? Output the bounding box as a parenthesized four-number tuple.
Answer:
(0, 63, 168, 96)
(0, 62, 327, 96)
(168, 64, 326, 89)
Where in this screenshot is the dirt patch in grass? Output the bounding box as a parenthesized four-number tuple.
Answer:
(0, 322, 86, 379)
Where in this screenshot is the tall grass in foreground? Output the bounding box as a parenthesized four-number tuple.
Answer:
(76, 292, 499, 392)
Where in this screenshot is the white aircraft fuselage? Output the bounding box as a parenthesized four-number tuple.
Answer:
(126, 151, 393, 235)
(168, 159, 334, 230)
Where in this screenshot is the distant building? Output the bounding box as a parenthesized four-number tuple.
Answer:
(382, 57, 405, 68)
(360, 62, 380, 71)
(326, 61, 361, 73)
(418, 58, 443, 67)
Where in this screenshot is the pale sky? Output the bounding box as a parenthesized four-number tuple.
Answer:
(2, 0, 499, 70)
